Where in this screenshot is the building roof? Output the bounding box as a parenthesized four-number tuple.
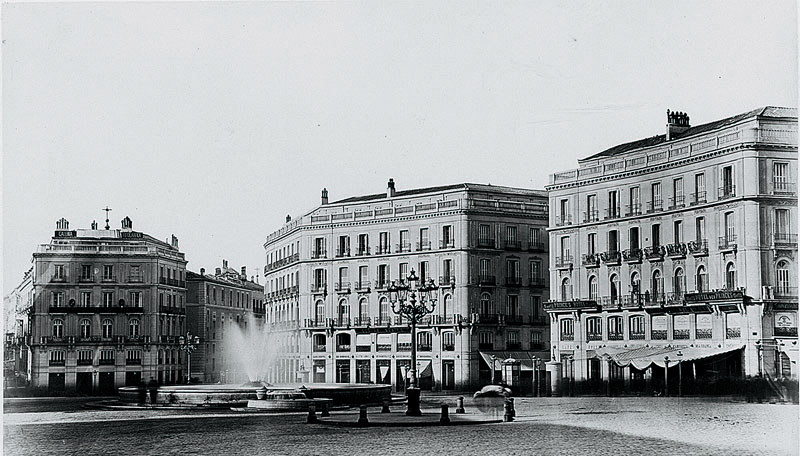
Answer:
(330, 183, 546, 205)
(186, 270, 262, 291)
(579, 106, 797, 162)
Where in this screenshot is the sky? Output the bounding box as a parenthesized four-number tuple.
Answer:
(2, 1, 797, 292)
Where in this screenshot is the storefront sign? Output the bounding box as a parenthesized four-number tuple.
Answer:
(674, 315, 690, 330)
(652, 315, 668, 331)
(544, 300, 599, 311)
(684, 290, 744, 303)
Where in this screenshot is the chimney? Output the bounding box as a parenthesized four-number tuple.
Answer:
(286, 214, 292, 223)
(215, 267, 222, 276)
(56, 218, 69, 230)
(121, 216, 132, 230)
(200, 268, 205, 276)
(91, 220, 98, 230)
(223, 259, 228, 269)
(241, 266, 247, 278)
(387, 178, 396, 197)
(666, 109, 691, 141)
(321, 188, 329, 205)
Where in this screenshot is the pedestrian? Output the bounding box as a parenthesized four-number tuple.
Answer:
(148, 377, 159, 405)
(137, 380, 147, 405)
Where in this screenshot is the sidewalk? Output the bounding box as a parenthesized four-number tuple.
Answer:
(311, 405, 504, 427)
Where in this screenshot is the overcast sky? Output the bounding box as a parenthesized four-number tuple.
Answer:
(2, 1, 797, 291)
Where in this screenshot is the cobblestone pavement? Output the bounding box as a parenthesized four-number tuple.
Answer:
(4, 395, 797, 456)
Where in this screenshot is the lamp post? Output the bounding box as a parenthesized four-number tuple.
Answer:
(604, 354, 612, 397)
(533, 357, 541, 397)
(387, 269, 438, 416)
(567, 355, 575, 397)
(490, 354, 497, 384)
(676, 351, 683, 397)
(664, 355, 670, 397)
(179, 332, 200, 384)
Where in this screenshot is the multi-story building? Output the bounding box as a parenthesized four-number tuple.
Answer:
(29, 216, 188, 393)
(546, 107, 798, 395)
(263, 180, 549, 393)
(186, 261, 265, 383)
(3, 267, 33, 387)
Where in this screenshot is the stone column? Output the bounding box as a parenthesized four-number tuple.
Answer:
(545, 361, 562, 396)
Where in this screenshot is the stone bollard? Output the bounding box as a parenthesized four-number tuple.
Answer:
(455, 396, 465, 414)
(503, 397, 515, 422)
(320, 402, 330, 417)
(382, 399, 391, 413)
(440, 404, 451, 424)
(307, 404, 318, 424)
(357, 405, 369, 426)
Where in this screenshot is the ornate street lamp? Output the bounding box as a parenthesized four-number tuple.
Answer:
(664, 355, 670, 397)
(387, 269, 438, 416)
(677, 351, 683, 397)
(179, 332, 201, 384)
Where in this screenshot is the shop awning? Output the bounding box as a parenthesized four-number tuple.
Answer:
(479, 351, 549, 371)
(594, 345, 745, 370)
(417, 359, 432, 378)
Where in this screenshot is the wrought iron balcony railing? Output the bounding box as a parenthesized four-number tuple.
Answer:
(687, 239, 708, 256)
(581, 253, 600, 268)
(719, 235, 737, 251)
(718, 185, 736, 200)
(690, 191, 707, 205)
(646, 199, 663, 213)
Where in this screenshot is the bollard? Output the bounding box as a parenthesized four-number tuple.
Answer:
(320, 402, 330, 417)
(510, 397, 516, 418)
(382, 399, 391, 413)
(357, 405, 369, 426)
(503, 397, 514, 422)
(307, 404, 318, 424)
(440, 404, 451, 424)
(455, 396, 465, 414)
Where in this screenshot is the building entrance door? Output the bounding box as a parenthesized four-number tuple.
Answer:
(126, 371, 141, 387)
(75, 372, 92, 394)
(99, 372, 115, 395)
(48, 373, 65, 392)
(442, 361, 455, 390)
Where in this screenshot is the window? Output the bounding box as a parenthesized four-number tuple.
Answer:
(442, 294, 452, 316)
(695, 217, 705, 242)
(79, 318, 92, 338)
(81, 291, 91, 307)
(651, 182, 662, 210)
(629, 186, 640, 215)
(52, 292, 64, 307)
(49, 350, 65, 365)
(53, 264, 65, 280)
(338, 267, 349, 286)
(102, 292, 113, 307)
(52, 319, 64, 338)
(442, 259, 453, 285)
(359, 298, 369, 322)
(103, 265, 114, 281)
(530, 227, 543, 248)
(442, 225, 453, 247)
(78, 350, 93, 364)
(674, 268, 685, 295)
(608, 316, 623, 339)
(608, 190, 619, 218)
(530, 260, 541, 280)
(560, 236, 570, 258)
(629, 315, 645, 339)
(507, 331, 519, 348)
(338, 298, 350, 324)
(478, 224, 491, 245)
(129, 319, 140, 337)
(337, 235, 350, 257)
(530, 295, 541, 320)
(130, 265, 141, 282)
(379, 297, 390, 323)
(694, 173, 706, 203)
(608, 230, 619, 253)
(652, 270, 662, 298)
(399, 263, 409, 282)
(629, 227, 640, 250)
(588, 276, 598, 300)
(561, 277, 572, 301)
(586, 317, 602, 340)
(722, 165, 734, 196)
(479, 331, 493, 349)
(631, 271, 641, 294)
(442, 332, 455, 351)
(725, 263, 737, 290)
(506, 225, 518, 246)
(673, 220, 682, 244)
(314, 237, 326, 257)
(776, 209, 790, 238)
(358, 233, 369, 255)
(559, 199, 570, 224)
(379, 231, 390, 253)
(506, 295, 519, 317)
(776, 261, 791, 295)
(315, 300, 325, 323)
(672, 177, 684, 207)
(126, 350, 142, 365)
(417, 332, 432, 351)
(419, 261, 429, 282)
(651, 224, 661, 247)
(479, 259, 491, 281)
(130, 292, 141, 308)
(480, 293, 492, 315)
(610, 274, 620, 303)
(586, 194, 598, 221)
(560, 319, 574, 341)
(399, 230, 409, 251)
(587, 233, 597, 255)
(377, 264, 389, 287)
(81, 265, 92, 280)
(314, 269, 327, 288)
(506, 259, 520, 283)
(696, 266, 707, 292)
(774, 162, 789, 191)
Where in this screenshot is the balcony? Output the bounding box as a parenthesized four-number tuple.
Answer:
(772, 233, 798, 247)
(718, 185, 736, 200)
(354, 281, 371, 293)
(373, 316, 392, 326)
(719, 235, 737, 252)
(310, 283, 327, 294)
(375, 245, 391, 255)
(77, 359, 93, 366)
(476, 237, 496, 249)
(159, 277, 185, 288)
(101, 275, 117, 283)
(775, 326, 798, 337)
(333, 317, 350, 327)
(99, 358, 115, 365)
(772, 181, 796, 195)
(665, 242, 687, 258)
(690, 191, 707, 205)
(439, 276, 456, 287)
(673, 330, 690, 340)
(352, 317, 371, 326)
(418, 344, 432, 352)
(583, 210, 600, 223)
(625, 203, 642, 217)
(334, 282, 351, 293)
(335, 248, 351, 258)
(504, 239, 522, 250)
(506, 343, 521, 350)
(354, 246, 371, 257)
(336, 344, 351, 352)
(126, 359, 142, 365)
(604, 208, 620, 220)
(505, 276, 522, 287)
(666, 292, 684, 305)
(505, 315, 523, 325)
(528, 276, 546, 288)
(440, 240, 455, 249)
(415, 241, 431, 252)
(667, 195, 685, 210)
(49, 359, 66, 366)
(50, 305, 144, 314)
(79, 276, 94, 283)
(555, 214, 572, 227)
(311, 249, 327, 259)
(773, 287, 799, 299)
(581, 253, 600, 268)
(644, 245, 665, 262)
(477, 313, 501, 324)
(629, 332, 645, 340)
(265, 253, 300, 272)
(646, 199, 663, 213)
(374, 280, 390, 291)
(622, 248, 643, 263)
(478, 275, 496, 286)
(600, 250, 621, 266)
(696, 329, 713, 339)
(529, 316, 548, 325)
(313, 344, 326, 352)
(560, 333, 574, 341)
(726, 328, 741, 339)
(527, 241, 546, 252)
(555, 255, 573, 269)
(395, 243, 412, 253)
(687, 239, 708, 256)
(608, 332, 624, 341)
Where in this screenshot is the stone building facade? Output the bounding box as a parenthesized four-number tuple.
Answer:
(28, 216, 188, 393)
(545, 107, 798, 395)
(4, 267, 33, 387)
(263, 180, 549, 393)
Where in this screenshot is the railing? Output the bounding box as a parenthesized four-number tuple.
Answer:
(77, 359, 93, 366)
(528, 277, 546, 288)
(690, 191, 707, 205)
(504, 276, 522, 287)
(527, 241, 546, 252)
(775, 326, 798, 337)
(476, 237, 496, 248)
(644, 245, 664, 261)
(439, 276, 456, 287)
(555, 255, 573, 268)
(478, 343, 494, 350)
(651, 330, 667, 340)
(50, 305, 144, 314)
(126, 359, 142, 365)
(313, 344, 326, 352)
(352, 317, 371, 326)
(718, 185, 736, 200)
(726, 328, 741, 339)
(604, 208, 620, 220)
(506, 343, 521, 350)
(601, 251, 621, 265)
(504, 239, 522, 250)
(560, 333, 574, 341)
(333, 317, 350, 327)
(478, 275, 496, 285)
(673, 330, 690, 340)
(625, 203, 642, 217)
(418, 344, 432, 352)
(583, 210, 600, 223)
(310, 283, 327, 293)
(99, 358, 115, 365)
(355, 281, 370, 292)
(696, 329, 713, 339)
(608, 333, 624, 341)
(477, 313, 500, 324)
(646, 199, 663, 213)
(629, 332, 645, 340)
(79, 277, 94, 283)
(102, 275, 117, 283)
(335, 248, 351, 257)
(719, 235, 737, 251)
(311, 249, 327, 259)
(395, 242, 412, 253)
(355, 246, 371, 256)
(687, 239, 708, 256)
(373, 316, 392, 326)
(772, 233, 798, 245)
(529, 316, 548, 325)
(667, 195, 685, 210)
(505, 315, 523, 325)
(374, 280, 390, 291)
(439, 240, 455, 249)
(665, 243, 687, 258)
(581, 253, 600, 268)
(772, 181, 796, 195)
(415, 241, 431, 251)
(265, 253, 300, 272)
(622, 248, 643, 263)
(773, 287, 799, 298)
(49, 360, 66, 366)
(555, 215, 572, 226)
(336, 344, 351, 352)
(334, 282, 350, 293)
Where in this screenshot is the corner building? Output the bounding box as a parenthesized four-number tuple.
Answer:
(29, 217, 188, 393)
(546, 107, 798, 395)
(263, 181, 549, 393)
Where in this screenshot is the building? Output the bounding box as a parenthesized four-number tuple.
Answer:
(186, 261, 265, 383)
(3, 267, 33, 387)
(28, 216, 188, 393)
(263, 180, 550, 393)
(545, 107, 798, 396)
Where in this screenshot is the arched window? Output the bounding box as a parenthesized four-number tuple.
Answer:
(696, 266, 707, 292)
(561, 277, 572, 301)
(674, 268, 685, 295)
(359, 298, 369, 323)
(313, 333, 326, 352)
(80, 319, 91, 339)
(651, 270, 662, 302)
(442, 331, 455, 351)
(480, 293, 492, 315)
(102, 319, 113, 338)
(336, 333, 351, 351)
(417, 332, 432, 351)
(315, 299, 325, 324)
(379, 297, 390, 324)
(338, 298, 350, 325)
(129, 319, 140, 337)
(588, 276, 598, 300)
(610, 274, 619, 304)
(629, 315, 645, 339)
(725, 263, 736, 290)
(443, 294, 452, 318)
(586, 316, 602, 340)
(608, 316, 623, 340)
(631, 271, 641, 294)
(776, 261, 791, 294)
(52, 319, 64, 338)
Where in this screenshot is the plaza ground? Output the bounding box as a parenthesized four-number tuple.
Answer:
(3, 394, 798, 455)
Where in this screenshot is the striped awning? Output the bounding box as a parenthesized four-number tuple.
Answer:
(594, 345, 745, 370)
